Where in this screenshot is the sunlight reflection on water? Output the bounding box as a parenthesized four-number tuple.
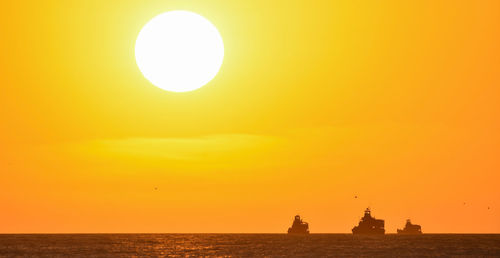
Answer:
(0, 234, 499, 257)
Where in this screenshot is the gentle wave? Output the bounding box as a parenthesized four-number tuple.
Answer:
(0, 234, 499, 257)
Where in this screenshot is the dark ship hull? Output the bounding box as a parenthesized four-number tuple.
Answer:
(397, 229, 422, 235)
(287, 231, 310, 235)
(352, 228, 385, 235)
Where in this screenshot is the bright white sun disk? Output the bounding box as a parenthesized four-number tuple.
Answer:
(135, 11, 224, 92)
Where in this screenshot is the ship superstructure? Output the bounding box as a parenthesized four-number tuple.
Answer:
(352, 208, 385, 235)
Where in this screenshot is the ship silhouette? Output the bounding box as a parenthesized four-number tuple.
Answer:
(287, 215, 309, 235)
(397, 219, 422, 234)
(352, 208, 385, 235)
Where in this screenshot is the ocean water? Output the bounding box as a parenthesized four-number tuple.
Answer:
(0, 234, 499, 257)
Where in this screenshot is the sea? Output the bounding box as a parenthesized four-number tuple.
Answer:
(0, 234, 499, 257)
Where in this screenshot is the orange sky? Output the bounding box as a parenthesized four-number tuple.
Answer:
(1, 0, 499, 233)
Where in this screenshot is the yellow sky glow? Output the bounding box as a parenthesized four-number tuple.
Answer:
(1, 0, 499, 233)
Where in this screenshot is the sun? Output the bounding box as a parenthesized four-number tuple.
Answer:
(135, 11, 224, 93)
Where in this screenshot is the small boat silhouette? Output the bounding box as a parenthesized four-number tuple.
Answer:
(397, 219, 422, 234)
(287, 215, 309, 235)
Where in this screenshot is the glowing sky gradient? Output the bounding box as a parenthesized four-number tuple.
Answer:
(1, 0, 499, 233)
